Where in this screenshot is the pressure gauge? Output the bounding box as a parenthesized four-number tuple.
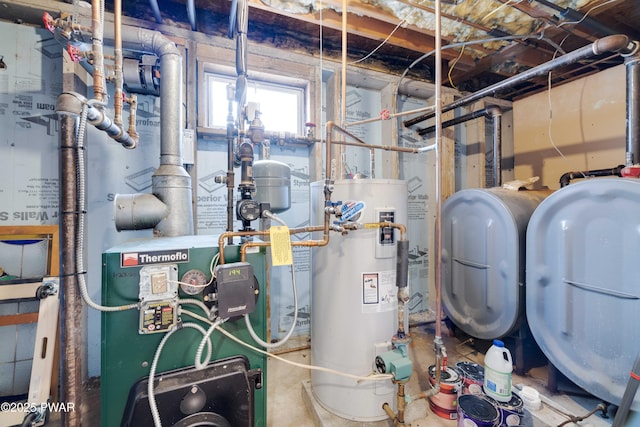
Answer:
(180, 269, 208, 295)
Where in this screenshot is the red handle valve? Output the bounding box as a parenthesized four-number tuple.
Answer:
(380, 109, 391, 120)
(66, 45, 83, 63)
(43, 12, 56, 33)
(622, 165, 640, 178)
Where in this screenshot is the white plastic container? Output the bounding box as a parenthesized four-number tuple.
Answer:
(483, 339, 513, 402)
(519, 386, 542, 411)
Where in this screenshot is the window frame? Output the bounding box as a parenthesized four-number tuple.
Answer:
(198, 63, 309, 137)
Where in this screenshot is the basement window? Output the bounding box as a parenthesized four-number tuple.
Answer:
(205, 73, 306, 135)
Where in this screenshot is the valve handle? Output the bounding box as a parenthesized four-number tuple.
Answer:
(43, 12, 56, 33)
(66, 44, 83, 62)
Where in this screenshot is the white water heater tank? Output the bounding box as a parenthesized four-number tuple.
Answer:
(310, 179, 407, 421)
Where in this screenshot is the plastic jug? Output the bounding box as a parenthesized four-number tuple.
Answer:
(483, 339, 513, 402)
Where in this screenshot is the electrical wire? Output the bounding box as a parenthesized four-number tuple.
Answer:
(398, 34, 564, 86)
(349, 8, 417, 65)
(556, 0, 621, 29)
(221, 317, 394, 382)
(169, 253, 219, 290)
(545, 33, 587, 179)
(76, 99, 137, 312)
(194, 318, 227, 370)
(481, 0, 516, 24)
(177, 298, 212, 319)
(148, 322, 212, 427)
(179, 308, 393, 383)
(447, 45, 465, 89)
(244, 210, 298, 349)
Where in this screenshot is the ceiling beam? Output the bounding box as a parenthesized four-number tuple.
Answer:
(245, 0, 477, 66)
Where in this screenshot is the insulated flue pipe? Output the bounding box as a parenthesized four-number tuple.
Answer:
(626, 50, 640, 165)
(404, 35, 634, 128)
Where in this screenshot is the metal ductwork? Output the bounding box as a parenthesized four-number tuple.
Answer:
(104, 26, 194, 236)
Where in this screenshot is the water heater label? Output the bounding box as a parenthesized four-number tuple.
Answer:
(362, 270, 397, 313)
(121, 249, 189, 267)
(337, 200, 366, 224)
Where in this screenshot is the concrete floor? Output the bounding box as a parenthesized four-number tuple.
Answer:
(267, 320, 622, 427)
(43, 318, 627, 426)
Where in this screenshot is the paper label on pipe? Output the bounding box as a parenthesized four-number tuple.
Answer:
(269, 226, 293, 266)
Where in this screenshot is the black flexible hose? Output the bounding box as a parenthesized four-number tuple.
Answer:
(559, 165, 624, 187)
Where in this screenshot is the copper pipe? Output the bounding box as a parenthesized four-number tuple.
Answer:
(237, 221, 406, 262)
(218, 226, 327, 264)
(126, 94, 139, 141)
(218, 230, 268, 264)
(240, 235, 329, 262)
(382, 379, 410, 426)
(396, 381, 407, 425)
(333, 141, 420, 154)
(113, 0, 123, 127)
(434, 0, 443, 345)
(326, 121, 336, 185)
(91, 0, 105, 102)
(382, 402, 396, 422)
(328, 121, 422, 154)
(363, 222, 407, 240)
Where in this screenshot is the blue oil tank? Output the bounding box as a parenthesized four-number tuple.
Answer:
(526, 178, 640, 410)
(442, 188, 551, 339)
